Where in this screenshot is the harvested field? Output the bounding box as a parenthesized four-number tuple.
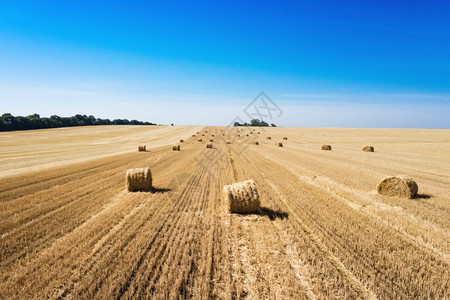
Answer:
(0, 126, 449, 299)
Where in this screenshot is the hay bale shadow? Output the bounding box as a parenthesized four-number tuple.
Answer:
(260, 207, 289, 220)
(413, 193, 432, 199)
(234, 207, 289, 220)
(151, 187, 172, 193)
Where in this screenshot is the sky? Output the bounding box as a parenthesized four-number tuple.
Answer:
(0, 0, 449, 128)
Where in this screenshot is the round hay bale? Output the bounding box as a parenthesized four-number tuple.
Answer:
(196, 131, 200, 134)
(138, 145, 146, 152)
(206, 143, 213, 148)
(257, 132, 260, 134)
(246, 134, 249, 136)
(180, 139, 184, 143)
(223, 179, 260, 213)
(226, 141, 231, 144)
(198, 138, 202, 142)
(321, 145, 332, 150)
(202, 134, 205, 136)
(210, 138, 214, 142)
(212, 134, 215, 137)
(377, 175, 418, 198)
(172, 145, 180, 151)
(267, 137, 271, 140)
(237, 134, 240, 137)
(362, 145, 374, 152)
(192, 134, 196, 137)
(283, 137, 288, 140)
(275, 142, 283, 147)
(126, 168, 152, 192)
(254, 141, 259, 145)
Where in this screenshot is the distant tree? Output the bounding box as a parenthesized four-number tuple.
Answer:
(233, 121, 242, 126)
(0, 113, 156, 131)
(271, 123, 277, 127)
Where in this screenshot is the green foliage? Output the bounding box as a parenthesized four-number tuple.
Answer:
(0, 113, 155, 131)
(233, 119, 273, 127)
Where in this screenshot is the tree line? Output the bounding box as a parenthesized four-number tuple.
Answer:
(233, 119, 276, 127)
(0, 113, 156, 131)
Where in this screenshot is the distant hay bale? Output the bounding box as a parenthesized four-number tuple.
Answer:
(138, 145, 146, 152)
(246, 134, 249, 136)
(254, 141, 259, 145)
(196, 131, 200, 134)
(206, 143, 213, 148)
(283, 137, 288, 140)
(180, 139, 184, 142)
(198, 138, 202, 142)
(321, 145, 332, 150)
(126, 168, 152, 192)
(362, 145, 374, 152)
(275, 142, 283, 147)
(172, 145, 180, 151)
(237, 134, 240, 137)
(258, 132, 260, 134)
(250, 132, 253, 134)
(377, 175, 418, 198)
(210, 138, 214, 142)
(192, 134, 195, 137)
(223, 179, 260, 213)
(212, 134, 215, 137)
(267, 137, 271, 140)
(226, 141, 231, 144)
(202, 134, 205, 136)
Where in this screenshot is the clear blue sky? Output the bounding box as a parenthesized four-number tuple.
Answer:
(1, 0, 449, 127)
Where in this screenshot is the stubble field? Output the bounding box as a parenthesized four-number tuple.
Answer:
(0, 125, 449, 299)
